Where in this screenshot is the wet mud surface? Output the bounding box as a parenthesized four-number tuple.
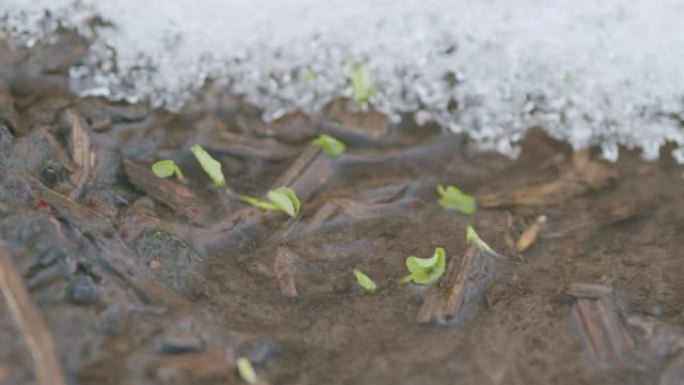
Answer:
(1, 33, 684, 385)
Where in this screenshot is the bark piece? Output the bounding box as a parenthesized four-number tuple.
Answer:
(478, 150, 618, 208)
(66, 108, 94, 198)
(324, 98, 390, 140)
(204, 131, 301, 161)
(417, 243, 496, 324)
(270, 146, 332, 203)
(123, 158, 212, 226)
(145, 350, 234, 383)
(274, 246, 298, 298)
(568, 283, 633, 366)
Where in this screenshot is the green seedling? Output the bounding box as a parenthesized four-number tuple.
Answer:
(437, 184, 476, 214)
(190, 144, 225, 186)
(237, 187, 301, 217)
(312, 134, 346, 157)
(267, 187, 301, 217)
(351, 63, 374, 104)
(400, 247, 446, 285)
(466, 225, 501, 257)
(151, 160, 185, 181)
(303, 70, 318, 83)
(353, 268, 377, 293)
(237, 357, 257, 384)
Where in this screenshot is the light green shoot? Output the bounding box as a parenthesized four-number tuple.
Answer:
(400, 247, 446, 285)
(151, 160, 185, 181)
(237, 357, 257, 384)
(267, 187, 301, 217)
(303, 70, 318, 83)
(312, 134, 346, 157)
(466, 225, 501, 257)
(353, 269, 377, 293)
(237, 187, 301, 217)
(190, 144, 225, 186)
(437, 184, 476, 214)
(351, 63, 374, 104)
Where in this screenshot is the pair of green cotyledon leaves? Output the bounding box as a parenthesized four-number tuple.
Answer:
(353, 226, 498, 293)
(151, 135, 347, 217)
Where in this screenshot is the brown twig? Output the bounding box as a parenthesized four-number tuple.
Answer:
(0, 243, 67, 385)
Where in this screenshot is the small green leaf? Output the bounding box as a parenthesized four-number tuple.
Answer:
(351, 63, 374, 104)
(267, 187, 301, 217)
(303, 70, 318, 83)
(312, 134, 346, 157)
(237, 357, 257, 384)
(353, 269, 377, 293)
(436, 184, 476, 214)
(401, 247, 446, 285)
(239, 187, 301, 217)
(151, 160, 185, 181)
(190, 144, 225, 186)
(466, 225, 500, 257)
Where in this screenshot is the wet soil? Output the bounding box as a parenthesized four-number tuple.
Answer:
(1, 32, 684, 385)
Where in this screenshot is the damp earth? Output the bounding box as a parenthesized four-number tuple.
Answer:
(1, 32, 684, 385)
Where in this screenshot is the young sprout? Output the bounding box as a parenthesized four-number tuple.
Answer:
(353, 268, 377, 293)
(237, 357, 258, 384)
(351, 63, 374, 104)
(237, 187, 301, 217)
(151, 160, 185, 181)
(190, 144, 225, 186)
(437, 184, 476, 214)
(312, 134, 346, 157)
(466, 225, 501, 257)
(303, 70, 318, 83)
(400, 247, 446, 285)
(267, 187, 301, 217)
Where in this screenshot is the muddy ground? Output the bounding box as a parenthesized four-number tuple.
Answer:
(1, 32, 684, 385)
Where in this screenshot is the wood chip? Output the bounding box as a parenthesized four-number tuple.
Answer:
(0, 243, 67, 385)
(417, 243, 496, 324)
(146, 350, 234, 382)
(205, 131, 301, 161)
(324, 98, 390, 140)
(270, 146, 332, 203)
(123, 158, 212, 226)
(546, 197, 638, 240)
(66, 108, 94, 199)
(568, 284, 633, 365)
(478, 150, 618, 208)
(515, 215, 547, 252)
(566, 283, 614, 299)
(274, 247, 298, 298)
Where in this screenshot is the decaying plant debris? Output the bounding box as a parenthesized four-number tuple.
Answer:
(478, 150, 618, 208)
(1, 33, 684, 385)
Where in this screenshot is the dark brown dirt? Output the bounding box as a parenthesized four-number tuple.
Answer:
(1, 32, 684, 385)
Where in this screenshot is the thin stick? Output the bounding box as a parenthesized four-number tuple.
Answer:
(0, 243, 67, 385)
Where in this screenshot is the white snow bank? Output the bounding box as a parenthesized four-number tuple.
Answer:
(3, 0, 684, 161)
